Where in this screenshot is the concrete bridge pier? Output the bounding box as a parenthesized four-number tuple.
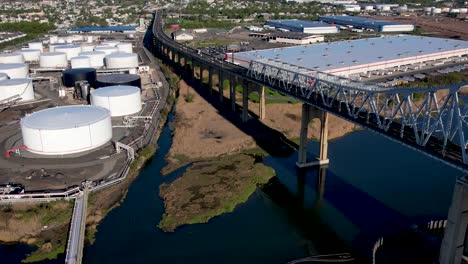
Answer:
(199, 65, 204, 88)
(219, 71, 224, 103)
(208, 67, 213, 94)
(242, 81, 249, 122)
(439, 176, 468, 264)
(296, 103, 330, 168)
(230, 75, 236, 111)
(258, 86, 266, 120)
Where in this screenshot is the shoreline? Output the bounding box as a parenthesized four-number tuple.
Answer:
(0, 55, 179, 263)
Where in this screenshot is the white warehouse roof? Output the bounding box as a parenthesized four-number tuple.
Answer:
(228, 35, 468, 76)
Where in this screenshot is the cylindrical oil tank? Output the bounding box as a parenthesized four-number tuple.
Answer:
(81, 44, 95, 52)
(49, 36, 58, 44)
(117, 42, 133, 53)
(364, 5, 374, 11)
(382, 6, 391, 11)
(21, 105, 112, 155)
(79, 51, 106, 68)
(424, 7, 432, 12)
(55, 45, 81, 61)
(94, 46, 119, 56)
(450, 8, 460, 13)
(105, 53, 139, 69)
(39, 52, 68, 68)
(0, 73, 8, 81)
(96, 74, 141, 88)
(433, 8, 442, 14)
(0, 53, 25, 64)
(0, 78, 34, 102)
(62, 68, 97, 87)
(71, 56, 91, 69)
(461, 8, 468, 13)
(0, 63, 29, 78)
(28, 42, 43, 52)
(18, 49, 41, 62)
(90, 85, 142, 116)
(101, 40, 120, 47)
(49, 44, 67, 52)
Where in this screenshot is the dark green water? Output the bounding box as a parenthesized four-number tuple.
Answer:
(1, 111, 461, 264)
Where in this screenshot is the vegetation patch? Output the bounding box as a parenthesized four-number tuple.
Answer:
(158, 153, 275, 232)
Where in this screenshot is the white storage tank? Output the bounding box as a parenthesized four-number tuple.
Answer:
(28, 42, 43, 52)
(0, 73, 8, 81)
(91, 85, 142, 117)
(49, 36, 58, 44)
(442, 7, 450, 12)
(21, 105, 112, 155)
(79, 51, 106, 68)
(71, 56, 91, 69)
(0, 78, 34, 102)
(39, 52, 68, 68)
(94, 46, 119, 55)
(460, 8, 468, 14)
(382, 6, 391, 11)
(432, 8, 442, 14)
(81, 44, 95, 52)
(0, 53, 25, 64)
(105, 53, 139, 69)
(117, 42, 133, 53)
(101, 40, 120, 47)
(424, 7, 432, 13)
(55, 45, 82, 61)
(364, 5, 374, 11)
(450, 8, 460, 13)
(18, 49, 41, 62)
(0, 63, 29, 78)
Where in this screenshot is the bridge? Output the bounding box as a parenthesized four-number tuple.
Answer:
(144, 10, 468, 264)
(65, 182, 90, 264)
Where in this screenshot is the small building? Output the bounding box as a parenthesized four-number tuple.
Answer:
(174, 31, 194, 41)
(267, 32, 324, 45)
(67, 26, 137, 34)
(265, 19, 339, 34)
(193, 28, 208, 33)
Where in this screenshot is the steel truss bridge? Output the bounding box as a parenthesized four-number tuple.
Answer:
(145, 10, 468, 173)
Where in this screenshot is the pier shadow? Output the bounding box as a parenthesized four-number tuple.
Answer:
(176, 65, 298, 158)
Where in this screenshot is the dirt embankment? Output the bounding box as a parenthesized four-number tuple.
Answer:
(166, 80, 257, 165)
(166, 82, 358, 170)
(0, 201, 72, 262)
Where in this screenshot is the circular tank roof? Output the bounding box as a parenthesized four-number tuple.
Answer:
(0, 63, 27, 70)
(80, 51, 106, 56)
(97, 74, 140, 83)
(22, 105, 110, 130)
(0, 78, 30, 86)
(41, 52, 66, 56)
(92, 85, 140, 97)
(19, 49, 41, 53)
(106, 53, 137, 58)
(0, 52, 22, 58)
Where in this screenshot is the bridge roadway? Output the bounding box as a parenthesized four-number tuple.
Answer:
(146, 10, 468, 173)
(65, 186, 89, 264)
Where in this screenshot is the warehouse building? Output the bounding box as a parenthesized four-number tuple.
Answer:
(265, 19, 339, 34)
(319, 16, 414, 32)
(226, 35, 468, 77)
(250, 32, 324, 45)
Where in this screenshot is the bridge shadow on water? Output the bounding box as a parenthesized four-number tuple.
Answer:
(168, 63, 444, 264)
(262, 162, 445, 264)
